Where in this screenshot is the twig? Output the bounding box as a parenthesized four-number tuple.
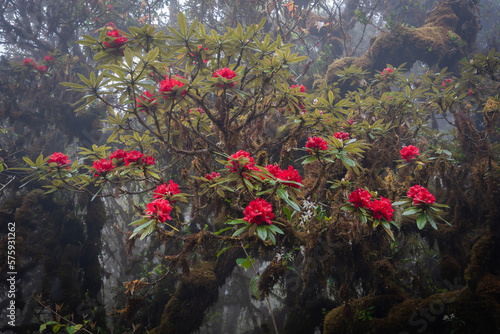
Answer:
(34, 295, 93, 334)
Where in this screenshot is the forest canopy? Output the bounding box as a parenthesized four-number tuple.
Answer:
(1, 0, 499, 333)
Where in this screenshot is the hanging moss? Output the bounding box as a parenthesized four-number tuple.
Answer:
(319, 0, 479, 92)
(151, 262, 218, 334)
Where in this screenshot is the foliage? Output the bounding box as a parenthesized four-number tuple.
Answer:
(2, 1, 500, 332)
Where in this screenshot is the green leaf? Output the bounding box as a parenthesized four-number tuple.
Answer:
(283, 206, 291, 221)
(178, 12, 187, 37)
(416, 212, 427, 229)
(217, 246, 230, 258)
(392, 200, 409, 206)
(232, 225, 249, 237)
(23, 156, 36, 167)
(226, 218, 245, 225)
(236, 258, 253, 270)
(359, 212, 367, 224)
(341, 205, 355, 212)
(124, 48, 134, 68)
(250, 276, 261, 299)
(214, 227, 233, 235)
(339, 154, 356, 167)
(403, 207, 421, 216)
(243, 177, 254, 190)
(267, 224, 284, 234)
(301, 155, 317, 165)
(268, 232, 276, 245)
(277, 188, 288, 200)
(427, 212, 438, 230)
(257, 226, 268, 241)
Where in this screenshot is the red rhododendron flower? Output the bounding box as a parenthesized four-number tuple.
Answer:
(334, 132, 350, 141)
(205, 172, 220, 181)
(265, 164, 283, 178)
(243, 198, 274, 225)
(124, 150, 144, 166)
(370, 197, 394, 221)
(291, 84, 306, 93)
(400, 145, 420, 162)
(407, 185, 436, 206)
(279, 165, 302, 188)
(441, 78, 452, 88)
(141, 156, 155, 166)
(104, 30, 128, 51)
(213, 67, 237, 87)
(23, 58, 35, 66)
(48, 152, 71, 168)
(348, 188, 372, 208)
(381, 67, 393, 78)
(146, 199, 172, 222)
(136, 91, 157, 111)
(227, 150, 256, 173)
(110, 149, 128, 163)
(265, 164, 302, 187)
(468, 89, 473, 96)
(305, 136, 328, 154)
(37, 65, 47, 74)
(160, 75, 187, 98)
(92, 158, 115, 177)
(347, 118, 354, 125)
(44, 55, 55, 63)
(153, 180, 180, 200)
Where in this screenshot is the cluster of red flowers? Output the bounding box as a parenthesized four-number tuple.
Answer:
(243, 198, 274, 225)
(334, 131, 350, 141)
(441, 78, 452, 88)
(381, 67, 393, 79)
(145, 180, 180, 223)
(92, 158, 115, 177)
(23, 58, 35, 66)
(160, 75, 187, 98)
(400, 145, 420, 162)
(205, 172, 220, 181)
(103, 29, 128, 54)
(48, 152, 71, 168)
(153, 180, 180, 202)
(213, 67, 237, 87)
(407, 185, 436, 206)
(305, 136, 328, 154)
(92, 149, 154, 177)
(348, 188, 394, 221)
(290, 84, 306, 93)
(136, 91, 158, 111)
(37, 65, 47, 74)
(371, 197, 394, 221)
(146, 199, 172, 222)
(348, 188, 372, 208)
(44, 55, 56, 63)
(22, 57, 51, 73)
(109, 149, 155, 166)
(227, 150, 259, 173)
(265, 164, 302, 188)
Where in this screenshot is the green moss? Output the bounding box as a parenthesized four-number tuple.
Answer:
(151, 262, 218, 334)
